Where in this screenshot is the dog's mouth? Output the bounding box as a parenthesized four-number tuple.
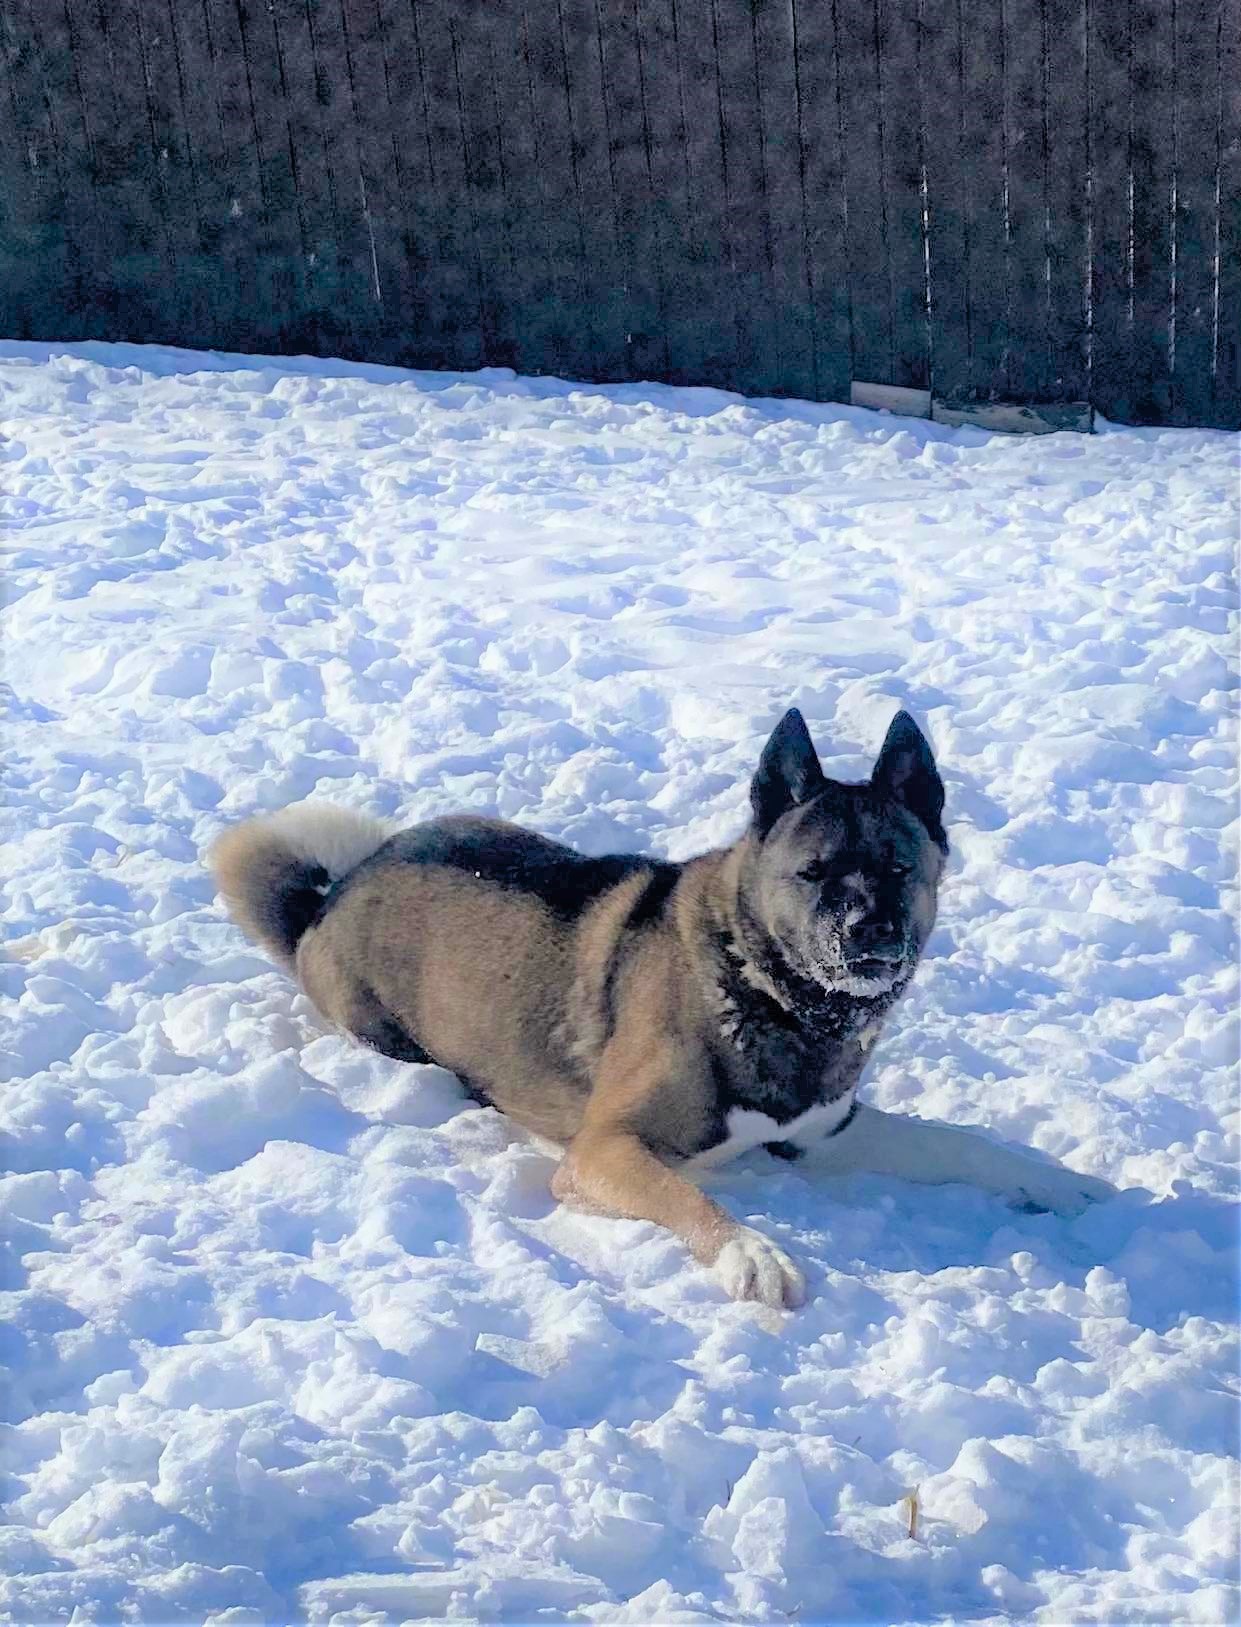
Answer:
(847, 955, 899, 979)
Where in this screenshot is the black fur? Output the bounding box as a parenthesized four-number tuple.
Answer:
(599, 862, 683, 1040)
(334, 821, 661, 923)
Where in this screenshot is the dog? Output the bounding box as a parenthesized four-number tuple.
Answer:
(209, 708, 1111, 1307)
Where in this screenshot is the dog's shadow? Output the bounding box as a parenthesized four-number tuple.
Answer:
(757, 1158, 1238, 1335)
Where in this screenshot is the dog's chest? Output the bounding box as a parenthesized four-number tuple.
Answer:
(686, 1090, 856, 1170)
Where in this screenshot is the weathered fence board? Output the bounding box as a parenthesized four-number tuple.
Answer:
(0, 0, 1236, 428)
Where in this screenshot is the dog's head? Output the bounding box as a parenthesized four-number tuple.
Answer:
(740, 708, 948, 999)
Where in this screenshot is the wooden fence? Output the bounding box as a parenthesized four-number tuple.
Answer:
(1, 0, 1237, 429)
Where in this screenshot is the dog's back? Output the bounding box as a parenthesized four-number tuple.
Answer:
(210, 807, 681, 1143)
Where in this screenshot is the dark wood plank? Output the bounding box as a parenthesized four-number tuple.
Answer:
(524, 0, 591, 378)
(660, 0, 736, 388)
(201, 0, 277, 353)
(1089, 0, 1133, 420)
(135, 0, 220, 346)
(598, 0, 666, 381)
(15, 0, 101, 338)
(412, 0, 485, 371)
(559, 0, 629, 379)
(837, 0, 890, 385)
(0, 1, 73, 339)
(446, 2, 510, 368)
(472, 0, 552, 375)
(1169, 0, 1221, 425)
(1129, 0, 1175, 422)
(879, 0, 931, 389)
(230, 0, 310, 352)
(368, 0, 450, 369)
(299, 0, 379, 357)
(711, 0, 780, 393)
(158, 0, 237, 345)
(107, 0, 185, 339)
(922, 0, 971, 402)
(1216, 0, 1241, 427)
(792, 0, 850, 402)
(637, 0, 702, 388)
(54, 0, 123, 339)
(340, 0, 421, 359)
(1043, 0, 1089, 401)
(71, 0, 173, 343)
(960, 0, 1010, 398)
(1002, 0, 1050, 400)
(753, 0, 816, 397)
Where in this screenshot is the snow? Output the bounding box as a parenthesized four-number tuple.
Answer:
(1, 338, 1237, 1624)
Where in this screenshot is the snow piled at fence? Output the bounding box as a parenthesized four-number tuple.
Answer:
(1, 340, 1237, 1625)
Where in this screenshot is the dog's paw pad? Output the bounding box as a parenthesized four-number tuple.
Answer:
(714, 1228, 805, 1308)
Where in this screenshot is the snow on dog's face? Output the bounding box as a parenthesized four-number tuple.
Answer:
(744, 709, 948, 998)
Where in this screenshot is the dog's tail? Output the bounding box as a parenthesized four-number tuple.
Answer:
(208, 802, 390, 967)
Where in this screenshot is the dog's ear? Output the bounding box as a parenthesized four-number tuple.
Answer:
(872, 710, 947, 851)
(751, 708, 826, 836)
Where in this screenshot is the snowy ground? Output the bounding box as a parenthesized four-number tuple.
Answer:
(1, 340, 1237, 1626)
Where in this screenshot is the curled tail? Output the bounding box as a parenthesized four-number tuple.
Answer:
(208, 802, 390, 966)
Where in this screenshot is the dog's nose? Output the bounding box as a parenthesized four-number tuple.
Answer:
(850, 923, 904, 961)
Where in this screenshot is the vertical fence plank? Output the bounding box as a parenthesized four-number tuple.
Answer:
(1003, 0, 1051, 400)
(22, 0, 104, 337)
(0, 3, 73, 339)
(665, 0, 738, 387)
(524, 0, 592, 378)
(923, 0, 971, 402)
(1129, 0, 1175, 422)
(301, 0, 379, 356)
(1169, 0, 1221, 425)
(449, 3, 512, 369)
(201, 0, 277, 352)
(57, 0, 124, 339)
(157, 0, 235, 346)
(711, 0, 781, 393)
(838, 0, 891, 385)
(793, 0, 851, 402)
(1217, 0, 1241, 427)
(341, 0, 417, 359)
(753, 0, 816, 397)
(270, 0, 343, 352)
(1043, 0, 1089, 401)
(234, 0, 311, 351)
(107, 0, 184, 338)
(558, 0, 629, 379)
(1089, 0, 1133, 420)
(958, 0, 1008, 398)
(419, 1, 487, 370)
(138, 0, 225, 347)
(638, 0, 702, 388)
(598, 0, 666, 381)
(880, 0, 931, 388)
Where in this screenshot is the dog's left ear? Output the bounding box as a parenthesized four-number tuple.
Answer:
(751, 708, 826, 836)
(872, 711, 948, 852)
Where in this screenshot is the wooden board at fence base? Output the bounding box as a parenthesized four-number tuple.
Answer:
(0, 0, 1234, 429)
(931, 398, 1093, 434)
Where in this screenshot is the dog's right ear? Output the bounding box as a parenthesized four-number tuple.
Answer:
(751, 708, 826, 836)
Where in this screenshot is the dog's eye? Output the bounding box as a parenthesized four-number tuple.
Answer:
(798, 860, 833, 884)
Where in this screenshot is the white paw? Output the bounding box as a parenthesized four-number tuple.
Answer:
(714, 1227, 805, 1308)
(1012, 1165, 1115, 1218)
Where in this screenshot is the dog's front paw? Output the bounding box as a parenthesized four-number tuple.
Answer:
(1012, 1165, 1115, 1218)
(714, 1227, 805, 1308)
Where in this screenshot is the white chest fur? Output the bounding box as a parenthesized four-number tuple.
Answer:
(686, 1088, 857, 1171)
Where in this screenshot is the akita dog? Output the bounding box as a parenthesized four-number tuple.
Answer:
(209, 708, 1110, 1306)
